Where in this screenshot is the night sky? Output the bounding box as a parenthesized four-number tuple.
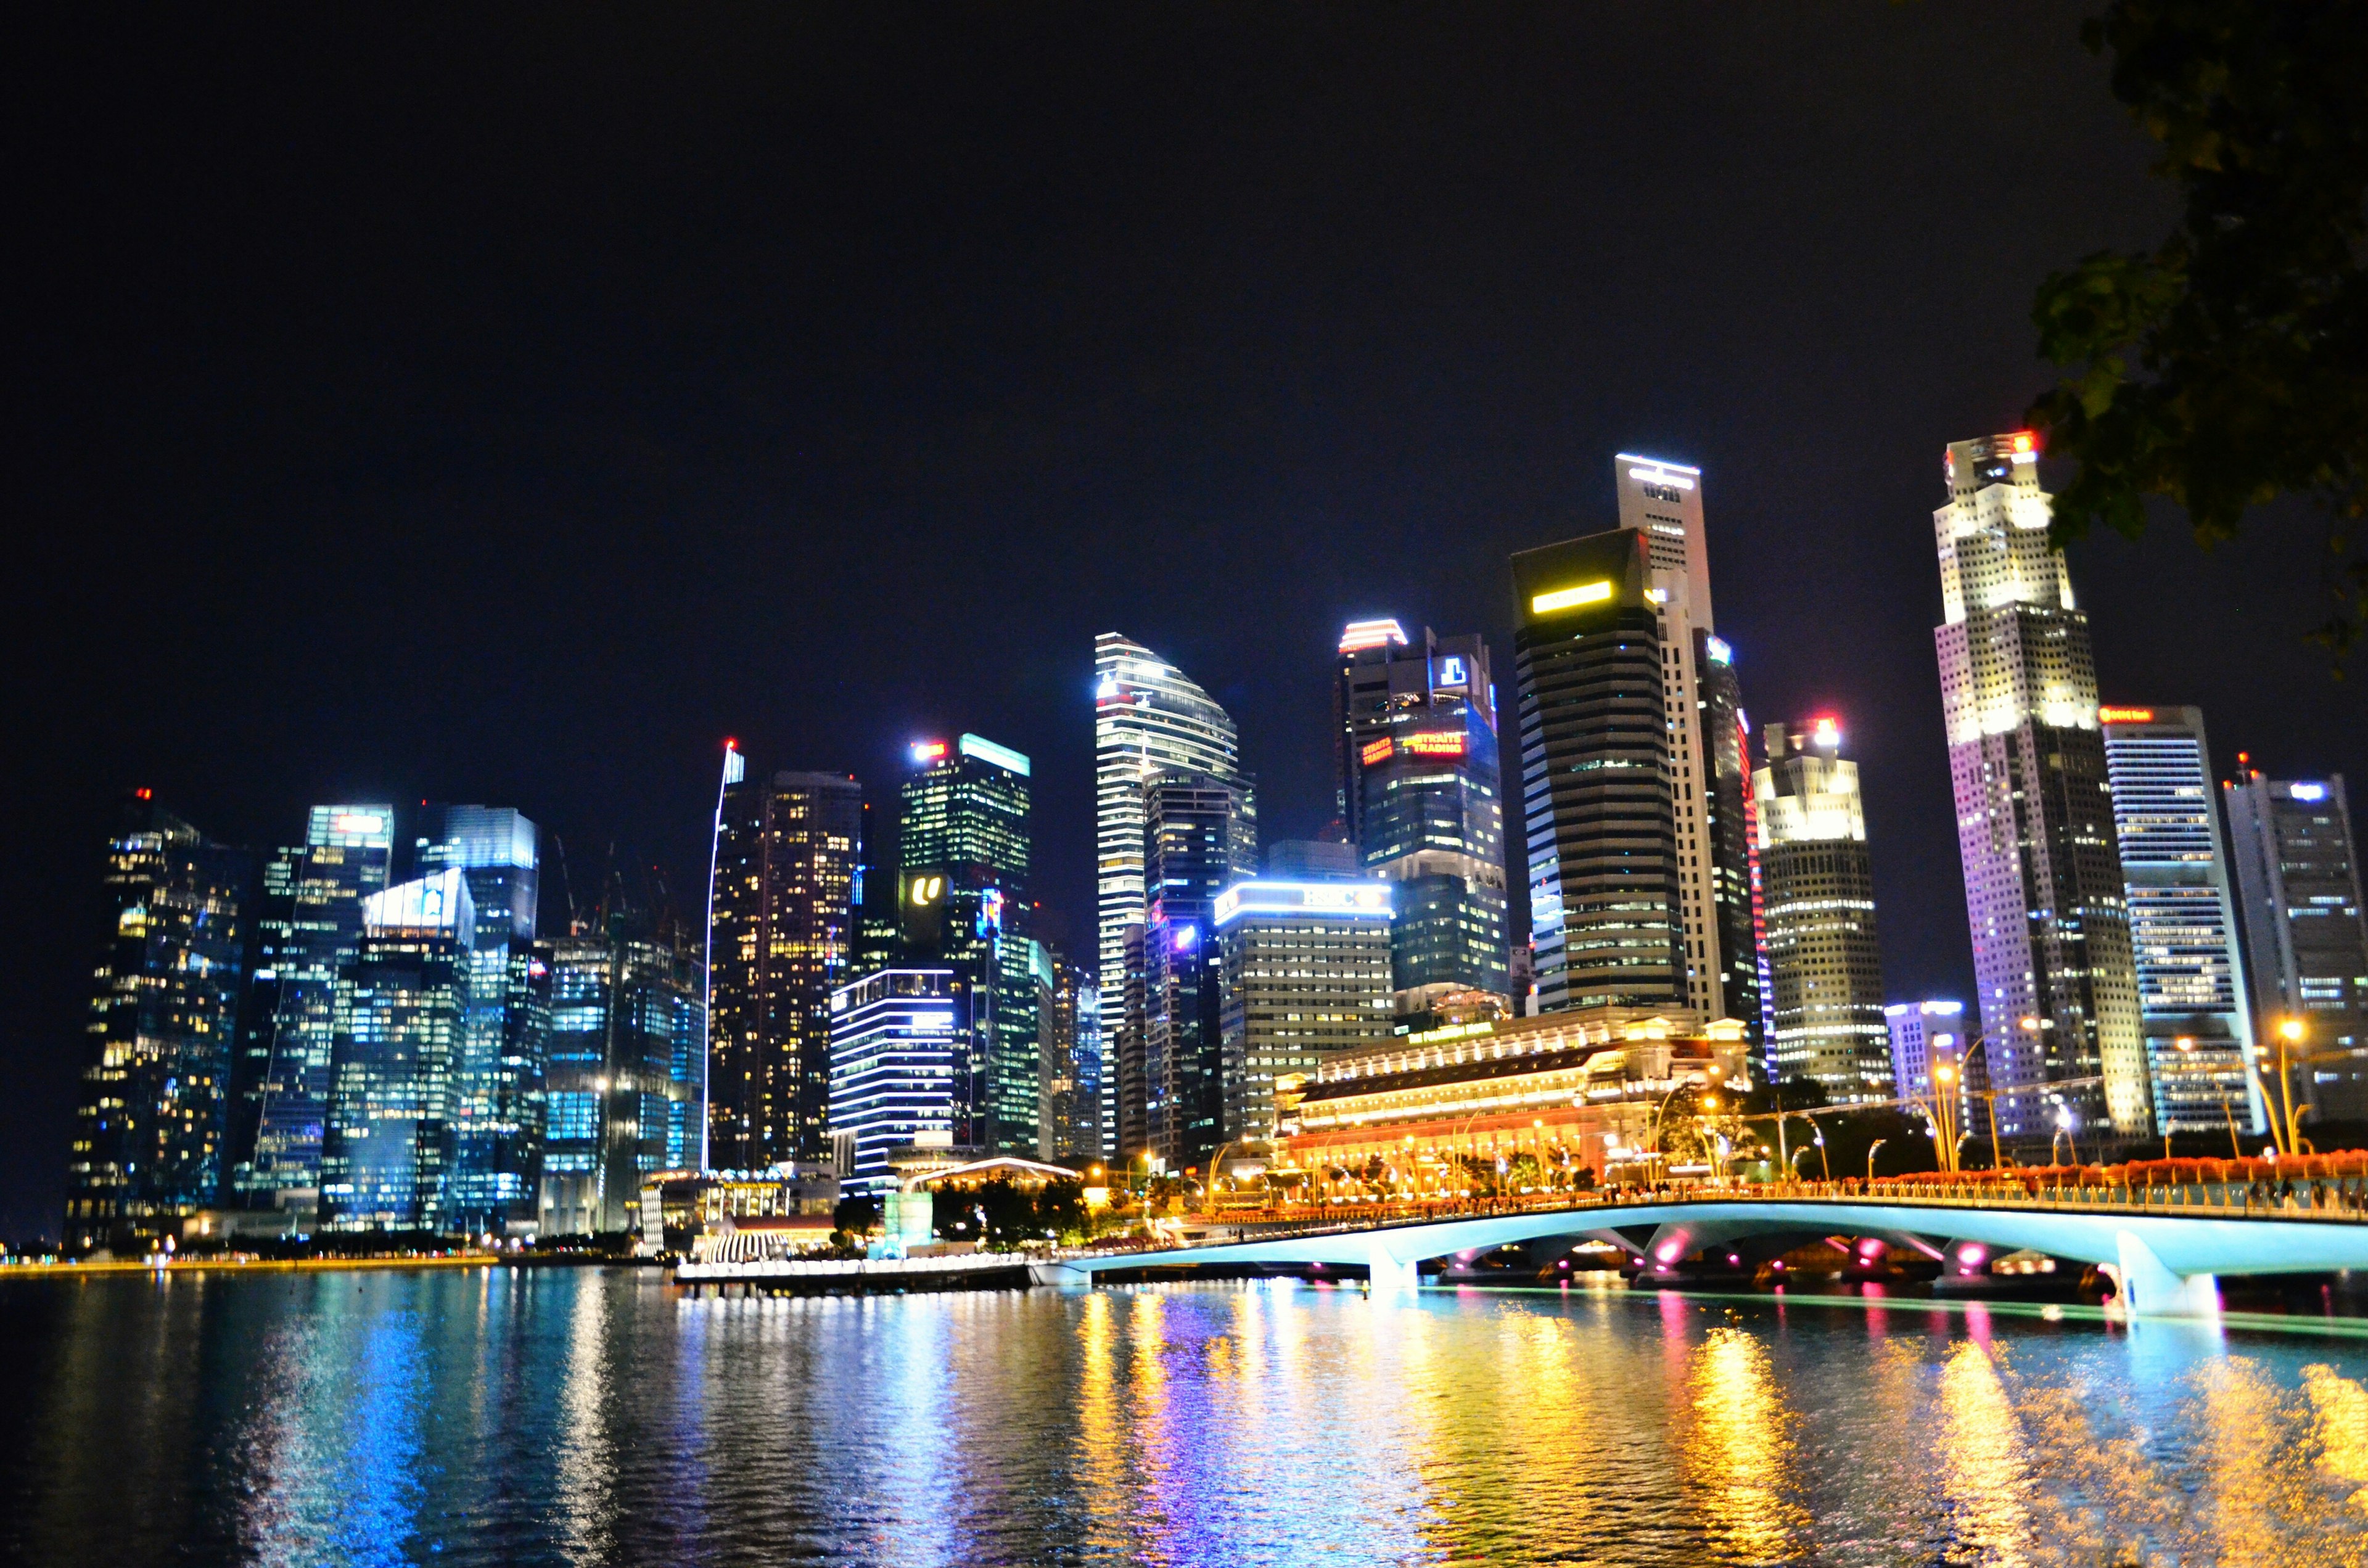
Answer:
(10, 3, 2363, 1242)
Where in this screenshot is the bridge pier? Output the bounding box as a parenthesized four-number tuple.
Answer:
(1367, 1241, 1421, 1294)
(2109, 1229, 2220, 1319)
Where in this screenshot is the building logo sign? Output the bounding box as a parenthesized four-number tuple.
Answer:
(1405, 732, 1465, 758)
(1214, 881, 1394, 925)
(1436, 655, 1468, 689)
(1531, 580, 1612, 615)
(1360, 738, 1394, 766)
(2097, 706, 2155, 724)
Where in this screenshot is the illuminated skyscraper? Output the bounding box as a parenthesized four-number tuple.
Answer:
(2226, 770, 2367, 1125)
(414, 805, 543, 1233)
(706, 761, 862, 1170)
(1333, 617, 1408, 845)
(2100, 707, 2264, 1135)
(901, 734, 1034, 1152)
(233, 803, 395, 1216)
(1034, 942, 1101, 1161)
(1755, 717, 1891, 1100)
(64, 792, 251, 1252)
(1934, 430, 2148, 1141)
(320, 870, 473, 1230)
(1095, 633, 1245, 1155)
(1215, 875, 1396, 1144)
(1886, 999, 1978, 1153)
(1137, 774, 1257, 1170)
(1339, 624, 1510, 1016)
(828, 967, 983, 1197)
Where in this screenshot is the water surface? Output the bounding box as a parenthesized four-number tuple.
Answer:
(4, 1269, 2365, 1566)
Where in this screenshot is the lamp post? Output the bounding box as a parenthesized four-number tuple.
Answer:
(2271, 1016, 2308, 1157)
(1865, 1138, 1887, 1184)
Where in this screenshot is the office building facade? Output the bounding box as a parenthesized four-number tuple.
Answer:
(319, 870, 474, 1230)
(1137, 774, 1257, 1170)
(901, 734, 1035, 1153)
(1215, 877, 1396, 1144)
(1886, 1000, 1978, 1157)
(233, 803, 396, 1215)
(540, 919, 704, 1233)
(414, 805, 544, 1232)
(1754, 718, 1891, 1100)
(2100, 708, 2266, 1136)
(1340, 624, 1511, 1016)
(64, 793, 251, 1250)
(1095, 633, 1247, 1157)
(1034, 942, 1101, 1161)
(828, 967, 983, 1197)
(707, 761, 862, 1170)
(2226, 771, 2368, 1125)
(1933, 431, 2150, 1141)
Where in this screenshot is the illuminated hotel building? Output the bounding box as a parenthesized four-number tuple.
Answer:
(1338, 622, 1510, 1015)
(539, 921, 704, 1234)
(1933, 432, 2148, 1141)
(1216, 874, 1397, 1144)
(1095, 633, 1246, 1155)
(414, 805, 544, 1232)
(1273, 1006, 1749, 1192)
(828, 967, 982, 1197)
(900, 734, 1035, 1154)
(1509, 455, 1761, 1035)
(706, 758, 862, 1170)
(1138, 774, 1257, 1170)
(2100, 707, 2266, 1135)
(2226, 770, 2368, 1124)
(232, 803, 395, 1215)
(1755, 717, 1891, 1100)
(65, 792, 251, 1251)
(320, 870, 474, 1230)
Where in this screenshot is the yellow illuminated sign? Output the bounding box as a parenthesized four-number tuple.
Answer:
(1531, 580, 1613, 614)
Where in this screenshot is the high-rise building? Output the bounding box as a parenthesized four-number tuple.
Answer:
(1215, 874, 1396, 1146)
(233, 803, 395, 1215)
(1095, 633, 1246, 1156)
(1886, 999, 1979, 1159)
(1034, 942, 1101, 1162)
(828, 967, 984, 1197)
(1137, 773, 1257, 1172)
(1933, 430, 2150, 1142)
(1333, 617, 1409, 845)
(64, 792, 251, 1252)
(1510, 455, 1760, 1032)
(1338, 624, 1510, 1016)
(319, 870, 474, 1231)
(1754, 717, 1891, 1101)
(901, 734, 1035, 1153)
(538, 914, 704, 1232)
(706, 758, 862, 1171)
(1511, 528, 1684, 1013)
(2226, 771, 2368, 1126)
(414, 805, 543, 1233)
(2100, 708, 2266, 1136)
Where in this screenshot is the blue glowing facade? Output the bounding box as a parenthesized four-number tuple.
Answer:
(828, 967, 982, 1196)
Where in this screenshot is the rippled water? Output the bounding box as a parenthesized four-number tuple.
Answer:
(4, 1270, 2367, 1567)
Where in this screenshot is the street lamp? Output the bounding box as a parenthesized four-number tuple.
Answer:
(1865, 1137, 1886, 1184)
(2271, 1016, 2308, 1157)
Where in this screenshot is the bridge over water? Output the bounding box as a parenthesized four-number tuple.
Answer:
(1047, 1186, 2368, 1318)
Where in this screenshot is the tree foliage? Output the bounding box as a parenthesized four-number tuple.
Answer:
(2028, 0, 2368, 657)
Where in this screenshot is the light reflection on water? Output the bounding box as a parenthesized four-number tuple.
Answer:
(3, 1271, 2367, 1566)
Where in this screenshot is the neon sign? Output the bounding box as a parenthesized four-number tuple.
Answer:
(2097, 706, 2155, 724)
(910, 740, 948, 765)
(1360, 738, 1394, 766)
(1405, 732, 1466, 757)
(1437, 655, 1468, 687)
(1532, 580, 1612, 614)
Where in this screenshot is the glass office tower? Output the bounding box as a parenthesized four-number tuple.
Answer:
(415, 804, 543, 1233)
(707, 765, 863, 1170)
(2226, 770, 2368, 1126)
(1215, 876, 1396, 1144)
(1095, 633, 1245, 1155)
(1138, 773, 1258, 1171)
(828, 967, 983, 1197)
(2100, 707, 2265, 1136)
(320, 870, 474, 1231)
(64, 792, 251, 1252)
(1754, 718, 1891, 1101)
(901, 734, 1035, 1154)
(1340, 624, 1510, 1017)
(1933, 431, 2149, 1142)
(234, 803, 395, 1217)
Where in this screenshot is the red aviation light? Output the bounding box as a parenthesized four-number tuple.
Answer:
(1810, 715, 1841, 749)
(2011, 431, 2036, 454)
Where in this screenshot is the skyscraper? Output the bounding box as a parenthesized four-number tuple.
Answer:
(415, 804, 543, 1233)
(1333, 617, 1408, 845)
(706, 762, 862, 1171)
(1215, 873, 1396, 1145)
(900, 734, 1035, 1153)
(1511, 528, 1684, 1012)
(538, 913, 704, 1234)
(1755, 717, 1891, 1101)
(2226, 771, 2368, 1126)
(64, 792, 250, 1252)
(233, 803, 395, 1216)
(1137, 773, 1257, 1170)
(1933, 430, 2149, 1142)
(828, 967, 984, 1197)
(1338, 624, 1510, 1016)
(1095, 633, 1245, 1155)
(2100, 707, 2266, 1136)
(1034, 941, 1100, 1161)
(1886, 1000, 1978, 1159)
(319, 869, 474, 1231)
(1509, 455, 1760, 1032)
